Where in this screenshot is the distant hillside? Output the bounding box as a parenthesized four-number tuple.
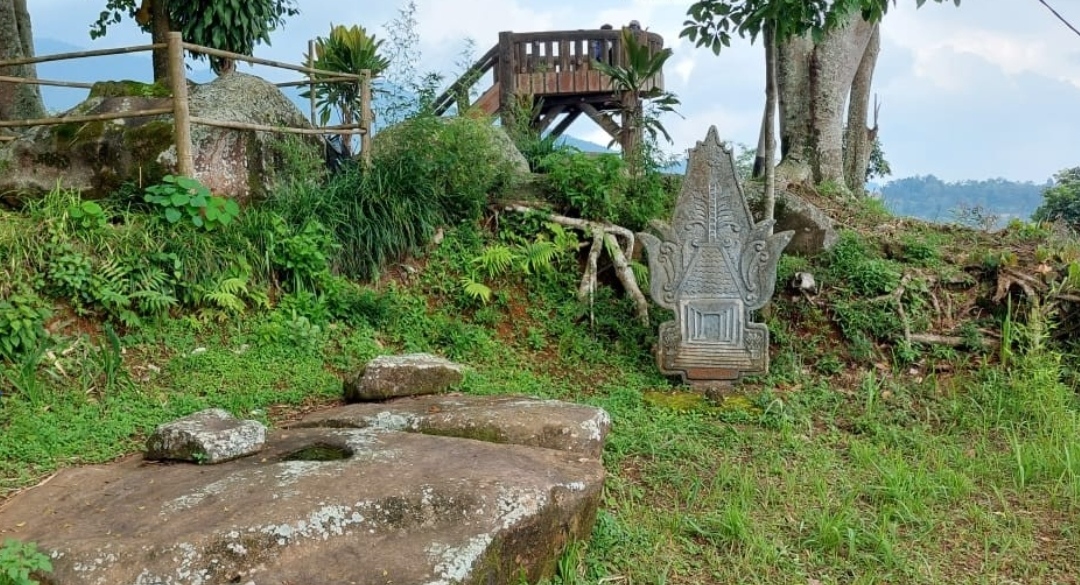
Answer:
(879, 174, 1049, 226)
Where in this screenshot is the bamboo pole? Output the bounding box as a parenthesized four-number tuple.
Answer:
(359, 70, 373, 165)
(167, 32, 194, 177)
(189, 117, 366, 135)
(275, 76, 355, 89)
(0, 107, 173, 128)
(181, 42, 361, 80)
(0, 75, 95, 89)
(0, 44, 164, 68)
(307, 40, 317, 126)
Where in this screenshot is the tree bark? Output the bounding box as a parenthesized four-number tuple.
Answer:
(773, 10, 876, 189)
(842, 23, 880, 193)
(762, 23, 778, 225)
(0, 0, 46, 121)
(150, 0, 171, 82)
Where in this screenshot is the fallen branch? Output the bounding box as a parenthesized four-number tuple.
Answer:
(504, 204, 649, 324)
(909, 333, 998, 349)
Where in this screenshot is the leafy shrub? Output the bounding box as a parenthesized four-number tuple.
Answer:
(66, 200, 108, 230)
(372, 113, 516, 222)
(1032, 167, 1080, 232)
(0, 538, 52, 585)
(539, 148, 674, 231)
(269, 218, 338, 292)
(0, 290, 51, 362)
(144, 175, 240, 231)
(541, 150, 626, 221)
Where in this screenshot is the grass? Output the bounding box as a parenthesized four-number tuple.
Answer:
(2, 144, 1080, 584)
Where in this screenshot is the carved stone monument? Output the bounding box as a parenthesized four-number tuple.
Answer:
(639, 127, 794, 386)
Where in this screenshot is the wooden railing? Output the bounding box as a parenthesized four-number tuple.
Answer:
(0, 32, 373, 168)
(432, 28, 665, 117)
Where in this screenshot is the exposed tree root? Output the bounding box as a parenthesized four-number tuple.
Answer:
(504, 204, 650, 324)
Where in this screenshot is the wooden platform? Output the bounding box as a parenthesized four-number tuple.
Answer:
(432, 27, 665, 150)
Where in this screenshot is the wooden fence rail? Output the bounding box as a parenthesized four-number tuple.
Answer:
(0, 32, 373, 165)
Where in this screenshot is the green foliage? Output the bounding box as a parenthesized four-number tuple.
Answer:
(1032, 167, 1080, 232)
(268, 218, 338, 292)
(538, 148, 674, 230)
(302, 23, 389, 153)
(0, 290, 51, 363)
(460, 223, 580, 305)
(0, 538, 52, 585)
(825, 231, 901, 297)
(866, 135, 892, 182)
(541, 150, 627, 221)
(681, 0, 960, 54)
(66, 200, 108, 230)
(144, 175, 240, 231)
(502, 95, 560, 172)
(91, 0, 299, 74)
(591, 29, 682, 170)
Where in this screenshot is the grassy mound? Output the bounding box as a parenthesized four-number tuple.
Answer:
(2, 119, 1079, 584)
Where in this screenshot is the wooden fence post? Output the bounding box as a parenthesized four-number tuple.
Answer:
(497, 32, 517, 129)
(359, 70, 372, 166)
(307, 39, 317, 126)
(167, 32, 194, 177)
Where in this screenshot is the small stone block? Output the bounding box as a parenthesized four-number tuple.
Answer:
(344, 353, 465, 402)
(145, 408, 266, 464)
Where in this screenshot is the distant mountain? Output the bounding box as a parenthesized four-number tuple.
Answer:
(879, 174, 1049, 226)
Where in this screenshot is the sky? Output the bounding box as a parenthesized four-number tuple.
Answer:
(24, 0, 1080, 184)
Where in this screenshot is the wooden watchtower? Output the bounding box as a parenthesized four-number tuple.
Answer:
(431, 28, 665, 154)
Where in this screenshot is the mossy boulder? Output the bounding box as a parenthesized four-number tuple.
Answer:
(0, 72, 322, 205)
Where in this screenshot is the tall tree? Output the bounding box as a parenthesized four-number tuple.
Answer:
(91, 0, 299, 81)
(0, 0, 45, 121)
(683, 0, 959, 212)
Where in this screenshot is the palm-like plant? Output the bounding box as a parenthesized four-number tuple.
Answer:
(302, 24, 391, 156)
(592, 29, 682, 169)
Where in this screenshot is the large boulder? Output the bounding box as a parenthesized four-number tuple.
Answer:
(0, 398, 608, 585)
(344, 353, 466, 402)
(773, 189, 839, 256)
(0, 73, 322, 204)
(746, 184, 839, 256)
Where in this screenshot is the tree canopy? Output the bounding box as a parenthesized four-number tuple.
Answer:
(1033, 167, 1080, 230)
(682, 0, 961, 51)
(91, 0, 298, 74)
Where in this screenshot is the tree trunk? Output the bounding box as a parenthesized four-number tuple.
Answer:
(150, 0, 171, 82)
(752, 99, 768, 179)
(773, 11, 876, 189)
(842, 23, 880, 193)
(0, 0, 46, 121)
(762, 23, 778, 226)
(619, 90, 643, 176)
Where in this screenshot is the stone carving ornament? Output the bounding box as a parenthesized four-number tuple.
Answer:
(639, 127, 793, 384)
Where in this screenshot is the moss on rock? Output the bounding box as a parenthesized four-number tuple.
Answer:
(89, 79, 172, 99)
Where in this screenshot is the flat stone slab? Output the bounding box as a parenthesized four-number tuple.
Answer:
(294, 394, 612, 459)
(345, 353, 465, 402)
(145, 408, 266, 464)
(0, 427, 604, 585)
